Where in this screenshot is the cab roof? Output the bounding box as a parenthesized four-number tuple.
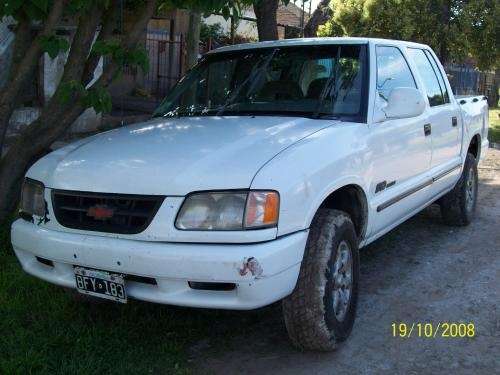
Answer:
(207, 37, 431, 54)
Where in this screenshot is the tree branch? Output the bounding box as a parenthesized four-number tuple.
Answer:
(60, 5, 104, 84)
(9, 16, 32, 77)
(123, 0, 158, 50)
(89, 0, 158, 89)
(304, 0, 332, 37)
(82, 1, 120, 86)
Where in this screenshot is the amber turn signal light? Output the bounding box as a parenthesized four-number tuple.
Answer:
(244, 191, 279, 229)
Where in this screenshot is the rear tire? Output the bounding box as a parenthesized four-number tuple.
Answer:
(282, 209, 359, 351)
(439, 153, 478, 226)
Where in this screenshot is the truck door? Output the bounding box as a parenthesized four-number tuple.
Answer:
(406, 48, 461, 172)
(368, 45, 433, 236)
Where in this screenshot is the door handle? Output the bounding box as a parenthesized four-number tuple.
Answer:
(424, 123, 432, 136)
(452, 117, 458, 127)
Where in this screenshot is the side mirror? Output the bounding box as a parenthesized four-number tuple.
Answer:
(383, 87, 426, 119)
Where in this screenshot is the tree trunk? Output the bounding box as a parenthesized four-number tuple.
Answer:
(253, 0, 279, 41)
(0, 4, 101, 219)
(9, 17, 33, 78)
(0, 0, 64, 155)
(304, 0, 333, 37)
(82, 5, 119, 85)
(185, 10, 201, 71)
(0, 103, 85, 219)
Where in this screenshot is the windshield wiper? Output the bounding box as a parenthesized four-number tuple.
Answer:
(216, 48, 279, 116)
(313, 46, 342, 119)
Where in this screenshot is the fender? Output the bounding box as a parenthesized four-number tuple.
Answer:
(250, 122, 371, 238)
(304, 177, 370, 238)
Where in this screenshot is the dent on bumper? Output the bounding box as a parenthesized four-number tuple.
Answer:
(11, 219, 308, 310)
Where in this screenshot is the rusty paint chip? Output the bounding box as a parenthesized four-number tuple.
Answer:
(239, 257, 263, 277)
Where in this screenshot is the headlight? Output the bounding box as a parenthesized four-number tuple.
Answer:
(20, 178, 46, 218)
(176, 190, 279, 230)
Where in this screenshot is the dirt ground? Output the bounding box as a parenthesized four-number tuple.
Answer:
(194, 149, 500, 375)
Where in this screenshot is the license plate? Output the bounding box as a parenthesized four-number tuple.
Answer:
(74, 267, 127, 303)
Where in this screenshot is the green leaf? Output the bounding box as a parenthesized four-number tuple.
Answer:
(59, 81, 112, 113)
(31, 0, 49, 13)
(221, 5, 230, 19)
(23, 0, 48, 20)
(39, 35, 70, 59)
(1, 0, 23, 17)
(126, 48, 149, 73)
(67, 0, 94, 14)
(1, 0, 50, 20)
(83, 87, 112, 114)
(92, 40, 149, 74)
(57, 80, 85, 103)
(91, 39, 122, 56)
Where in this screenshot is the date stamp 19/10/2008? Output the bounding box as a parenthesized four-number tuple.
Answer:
(391, 322, 476, 338)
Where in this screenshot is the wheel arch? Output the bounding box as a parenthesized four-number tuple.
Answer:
(313, 184, 369, 241)
(467, 133, 481, 160)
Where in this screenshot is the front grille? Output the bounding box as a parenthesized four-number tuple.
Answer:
(52, 190, 164, 234)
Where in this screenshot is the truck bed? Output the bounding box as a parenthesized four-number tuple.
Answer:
(457, 95, 489, 158)
(456, 95, 488, 105)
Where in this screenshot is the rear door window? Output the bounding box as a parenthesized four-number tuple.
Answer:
(407, 48, 446, 106)
(424, 50, 450, 104)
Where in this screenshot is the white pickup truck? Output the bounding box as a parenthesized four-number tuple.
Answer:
(12, 38, 489, 350)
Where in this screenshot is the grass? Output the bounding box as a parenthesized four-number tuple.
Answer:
(489, 108, 500, 143)
(0, 218, 275, 374)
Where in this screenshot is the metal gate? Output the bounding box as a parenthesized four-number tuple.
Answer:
(145, 29, 184, 100)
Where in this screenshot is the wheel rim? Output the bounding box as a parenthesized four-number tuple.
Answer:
(465, 166, 476, 212)
(331, 240, 353, 322)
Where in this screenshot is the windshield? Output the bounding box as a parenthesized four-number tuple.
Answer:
(154, 44, 368, 121)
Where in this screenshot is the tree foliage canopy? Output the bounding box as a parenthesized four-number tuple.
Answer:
(317, 0, 499, 70)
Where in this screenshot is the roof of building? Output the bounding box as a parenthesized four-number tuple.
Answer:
(277, 2, 310, 28)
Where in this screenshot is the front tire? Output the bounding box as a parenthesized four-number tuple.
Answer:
(439, 153, 478, 226)
(282, 209, 359, 351)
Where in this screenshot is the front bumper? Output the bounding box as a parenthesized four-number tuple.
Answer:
(11, 219, 307, 310)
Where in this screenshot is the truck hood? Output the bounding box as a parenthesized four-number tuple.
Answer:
(29, 116, 331, 195)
